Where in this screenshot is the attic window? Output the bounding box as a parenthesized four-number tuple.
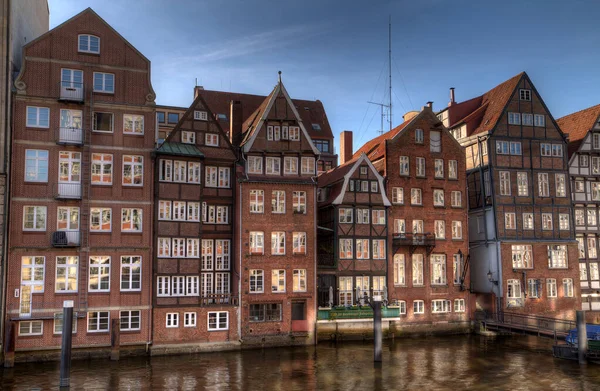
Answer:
(78, 34, 100, 54)
(519, 89, 531, 101)
(304, 107, 310, 111)
(217, 113, 228, 121)
(360, 167, 368, 175)
(311, 123, 321, 131)
(194, 111, 208, 121)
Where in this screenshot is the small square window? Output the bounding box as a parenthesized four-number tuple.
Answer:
(520, 89, 531, 101)
(168, 113, 179, 124)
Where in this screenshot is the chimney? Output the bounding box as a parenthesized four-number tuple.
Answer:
(340, 131, 353, 165)
(449, 87, 456, 106)
(230, 100, 243, 144)
(426, 101, 433, 109)
(402, 111, 419, 122)
(194, 85, 204, 99)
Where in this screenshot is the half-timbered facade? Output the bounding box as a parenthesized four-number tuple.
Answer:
(153, 94, 238, 346)
(316, 153, 390, 309)
(8, 9, 155, 350)
(440, 72, 580, 318)
(557, 104, 600, 322)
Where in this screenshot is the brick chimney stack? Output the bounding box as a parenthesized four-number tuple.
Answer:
(194, 85, 204, 99)
(230, 100, 243, 144)
(449, 87, 456, 106)
(340, 131, 353, 165)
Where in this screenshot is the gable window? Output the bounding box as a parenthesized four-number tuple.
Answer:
(522, 113, 533, 126)
(78, 34, 100, 54)
(430, 131, 441, 152)
(266, 157, 281, 175)
(26, 106, 50, 128)
(580, 155, 589, 167)
(314, 140, 329, 153)
(289, 126, 300, 141)
(399, 156, 409, 176)
(593, 157, 600, 175)
(416, 157, 426, 177)
(93, 72, 114, 93)
(508, 112, 521, 125)
(392, 187, 404, 204)
(284, 157, 298, 175)
(205, 133, 219, 146)
(520, 89, 531, 101)
(415, 129, 424, 144)
(123, 155, 143, 186)
(123, 114, 144, 135)
(182, 131, 195, 144)
(534, 114, 545, 127)
(594, 134, 600, 150)
(194, 111, 207, 121)
(434, 159, 444, 178)
(356, 208, 369, 224)
(272, 190, 285, 214)
(25, 149, 48, 182)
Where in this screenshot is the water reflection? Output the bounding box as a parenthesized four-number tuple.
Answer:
(2, 335, 600, 390)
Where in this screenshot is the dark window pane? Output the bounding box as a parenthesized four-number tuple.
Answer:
(168, 113, 179, 124)
(157, 112, 165, 123)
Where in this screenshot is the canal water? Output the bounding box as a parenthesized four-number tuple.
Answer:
(1, 335, 600, 390)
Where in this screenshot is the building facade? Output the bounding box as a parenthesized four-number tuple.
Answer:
(7, 8, 155, 352)
(557, 104, 600, 322)
(156, 104, 187, 145)
(440, 72, 580, 318)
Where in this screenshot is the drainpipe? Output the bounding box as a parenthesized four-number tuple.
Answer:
(237, 151, 247, 342)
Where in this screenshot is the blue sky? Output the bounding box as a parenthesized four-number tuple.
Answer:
(48, 0, 600, 150)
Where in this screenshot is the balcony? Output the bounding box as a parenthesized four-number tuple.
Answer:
(200, 294, 239, 306)
(392, 233, 436, 255)
(51, 230, 80, 247)
(55, 183, 82, 200)
(59, 81, 84, 102)
(57, 126, 83, 145)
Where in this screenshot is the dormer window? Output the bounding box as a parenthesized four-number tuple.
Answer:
(519, 89, 531, 101)
(78, 35, 100, 54)
(311, 123, 321, 131)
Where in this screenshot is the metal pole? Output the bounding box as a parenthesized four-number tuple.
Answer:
(577, 310, 587, 365)
(373, 298, 382, 363)
(59, 300, 74, 388)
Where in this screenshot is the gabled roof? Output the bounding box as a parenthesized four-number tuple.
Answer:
(157, 142, 204, 157)
(352, 117, 414, 162)
(449, 72, 524, 136)
(556, 104, 600, 158)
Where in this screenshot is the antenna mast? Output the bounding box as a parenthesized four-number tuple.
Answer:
(388, 15, 392, 132)
(368, 101, 390, 136)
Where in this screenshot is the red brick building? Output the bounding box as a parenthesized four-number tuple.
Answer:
(439, 72, 580, 318)
(152, 91, 239, 350)
(350, 106, 471, 330)
(7, 8, 155, 353)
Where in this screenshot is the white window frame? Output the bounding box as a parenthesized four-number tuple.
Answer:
(25, 149, 49, 182)
(166, 313, 179, 328)
(205, 133, 219, 146)
(120, 255, 142, 292)
(208, 312, 229, 331)
(26, 106, 50, 128)
(93, 72, 114, 93)
(122, 155, 143, 186)
(23, 206, 47, 231)
(87, 311, 110, 333)
(89, 256, 111, 292)
(123, 114, 144, 135)
(78, 34, 100, 54)
(184, 312, 197, 328)
(55, 256, 78, 293)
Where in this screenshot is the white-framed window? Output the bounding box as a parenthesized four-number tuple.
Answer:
(21, 256, 45, 293)
(434, 159, 444, 178)
(527, 278, 540, 298)
(542, 213, 553, 230)
(186, 162, 201, 184)
(93, 72, 114, 93)
(394, 219, 405, 234)
(271, 269, 286, 292)
(548, 245, 568, 268)
(516, 172, 528, 196)
(512, 245, 532, 268)
(413, 300, 424, 314)
(55, 256, 78, 293)
(250, 190, 264, 213)
(523, 213, 534, 230)
(399, 156, 409, 176)
(372, 210, 385, 225)
(158, 201, 172, 220)
(412, 220, 424, 234)
(91, 153, 113, 185)
(432, 299, 451, 313)
(171, 276, 185, 296)
(271, 232, 286, 255)
(339, 208, 353, 223)
(284, 157, 298, 175)
(272, 190, 286, 214)
(591, 263, 599, 280)
(552, 144, 563, 157)
(205, 133, 219, 146)
(520, 89, 531, 101)
(215, 240, 230, 270)
(123, 155, 143, 186)
(89, 256, 110, 292)
(577, 237, 586, 259)
(393, 254, 405, 286)
(301, 157, 315, 175)
(448, 160, 458, 180)
(266, 157, 281, 175)
(450, 191, 462, 208)
(372, 239, 386, 259)
(182, 312, 196, 328)
(575, 209, 586, 226)
(507, 279, 522, 301)
(173, 161, 187, 183)
(26, 106, 50, 128)
(194, 110, 208, 121)
(415, 128, 424, 144)
(293, 269, 307, 292)
(78, 34, 100, 53)
(356, 208, 369, 224)
(434, 220, 445, 239)
(53, 313, 77, 335)
(118, 311, 141, 332)
(121, 208, 142, 232)
(522, 113, 533, 126)
(123, 114, 144, 135)
(555, 174, 566, 197)
(23, 206, 47, 231)
(416, 157, 426, 177)
(187, 202, 200, 222)
(339, 239, 353, 259)
(538, 173, 549, 197)
(87, 311, 110, 333)
(289, 126, 300, 141)
(208, 312, 229, 331)
(56, 204, 78, 232)
(431, 254, 446, 285)
(166, 313, 179, 328)
(580, 155, 589, 167)
(218, 167, 230, 188)
(90, 207, 111, 232)
(411, 188, 422, 205)
(356, 239, 369, 259)
(159, 160, 172, 182)
(430, 131, 441, 152)
(250, 232, 264, 254)
(205, 166, 217, 187)
(249, 269, 264, 293)
(559, 214, 570, 231)
(293, 232, 307, 254)
(594, 157, 600, 175)
(547, 278, 557, 298)
(25, 149, 49, 182)
(397, 301, 407, 315)
(156, 276, 170, 296)
(589, 237, 597, 259)
(563, 278, 574, 297)
(433, 189, 444, 206)
(181, 131, 196, 144)
(508, 112, 521, 125)
(540, 143, 552, 156)
(499, 171, 511, 195)
(120, 256, 141, 291)
(453, 254, 463, 285)
(59, 151, 81, 184)
(248, 156, 263, 174)
(593, 183, 600, 200)
(293, 191, 306, 214)
(452, 221, 463, 239)
(454, 299, 466, 312)
(391, 187, 403, 204)
(412, 254, 424, 286)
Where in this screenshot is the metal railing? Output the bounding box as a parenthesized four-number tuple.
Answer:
(481, 311, 575, 335)
(57, 126, 83, 145)
(59, 81, 84, 102)
(393, 233, 436, 247)
(199, 294, 239, 306)
(52, 230, 81, 247)
(55, 183, 82, 199)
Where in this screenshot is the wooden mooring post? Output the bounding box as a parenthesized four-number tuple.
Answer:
(577, 310, 587, 365)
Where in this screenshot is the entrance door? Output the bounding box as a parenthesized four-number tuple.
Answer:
(291, 301, 308, 332)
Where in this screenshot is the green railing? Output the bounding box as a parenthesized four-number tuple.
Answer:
(317, 306, 401, 321)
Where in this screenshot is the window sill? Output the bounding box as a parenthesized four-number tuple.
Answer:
(93, 91, 115, 96)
